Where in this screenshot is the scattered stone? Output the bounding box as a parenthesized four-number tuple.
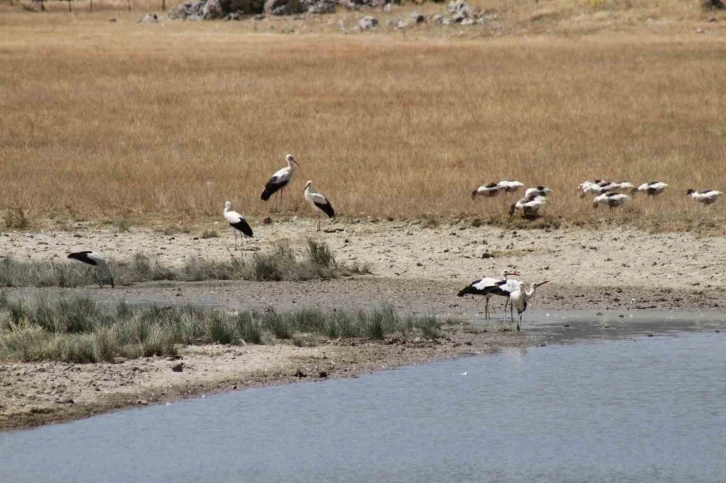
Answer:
(136, 399, 149, 405)
(166, 355, 182, 361)
(138, 13, 159, 23)
(202, 0, 223, 18)
(109, 18, 117, 22)
(482, 252, 494, 259)
(113, 357, 127, 364)
(263, 216, 272, 224)
(265, 0, 303, 16)
(171, 363, 184, 372)
(55, 398, 74, 405)
(396, 20, 408, 29)
(460, 17, 474, 26)
(168, 0, 205, 19)
(318, 371, 328, 378)
(563, 324, 570, 328)
(293, 369, 307, 378)
(357, 16, 378, 31)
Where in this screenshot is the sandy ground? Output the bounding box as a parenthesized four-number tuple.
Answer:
(2, 220, 725, 430)
(3, 218, 725, 294)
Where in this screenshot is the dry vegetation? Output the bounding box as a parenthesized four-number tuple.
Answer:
(1, 2, 725, 232)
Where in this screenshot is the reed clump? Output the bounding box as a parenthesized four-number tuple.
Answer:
(0, 296, 442, 363)
(0, 240, 355, 288)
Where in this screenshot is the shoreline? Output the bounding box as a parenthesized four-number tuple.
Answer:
(3, 221, 726, 431)
(2, 294, 724, 432)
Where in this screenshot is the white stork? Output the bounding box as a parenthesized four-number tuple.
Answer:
(67, 251, 114, 288)
(524, 186, 552, 198)
(261, 154, 299, 211)
(686, 189, 723, 205)
(223, 201, 253, 249)
(593, 192, 629, 210)
(497, 180, 525, 194)
(632, 182, 668, 197)
(457, 270, 520, 320)
(509, 280, 549, 331)
(303, 180, 336, 231)
(578, 180, 606, 197)
(472, 183, 501, 199)
(612, 181, 635, 191)
(509, 195, 547, 218)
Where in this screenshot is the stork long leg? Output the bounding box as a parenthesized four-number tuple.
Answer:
(317, 211, 321, 232)
(517, 312, 522, 332)
(484, 297, 489, 320)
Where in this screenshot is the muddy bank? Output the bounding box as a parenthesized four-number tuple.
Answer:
(0, 325, 536, 432)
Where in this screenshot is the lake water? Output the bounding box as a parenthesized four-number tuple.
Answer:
(2, 331, 724, 483)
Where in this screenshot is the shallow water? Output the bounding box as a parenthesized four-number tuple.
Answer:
(2, 332, 725, 483)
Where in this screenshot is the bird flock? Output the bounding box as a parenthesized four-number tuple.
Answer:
(62, 155, 723, 332)
(472, 177, 722, 218)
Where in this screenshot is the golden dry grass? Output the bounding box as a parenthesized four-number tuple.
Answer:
(1, 6, 726, 232)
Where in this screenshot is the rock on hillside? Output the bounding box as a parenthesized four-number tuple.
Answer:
(169, 0, 335, 18)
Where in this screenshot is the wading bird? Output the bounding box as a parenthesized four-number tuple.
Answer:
(632, 182, 668, 197)
(497, 180, 525, 194)
(509, 195, 547, 218)
(472, 183, 501, 199)
(303, 180, 335, 231)
(593, 192, 629, 210)
(457, 270, 520, 320)
(223, 201, 253, 249)
(525, 186, 552, 198)
(261, 154, 299, 211)
(67, 251, 114, 288)
(686, 189, 723, 205)
(509, 280, 549, 331)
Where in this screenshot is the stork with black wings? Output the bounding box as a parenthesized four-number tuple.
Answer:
(303, 180, 335, 231)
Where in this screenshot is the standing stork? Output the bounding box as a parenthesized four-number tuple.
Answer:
(67, 251, 114, 288)
(223, 201, 253, 250)
(578, 180, 605, 197)
(457, 270, 520, 320)
(686, 189, 723, 205)
(497, 180, 525, 194)
(524, 186, 552, 198)
(593, 192, 629, 210)
(303, 180, 335, 231)
(472, 183, 501, 199)
(261, 154, 299, 211)
(632, 182, 668, 197)
(509, 195, 547, 218)
(509, 280, 549, 331)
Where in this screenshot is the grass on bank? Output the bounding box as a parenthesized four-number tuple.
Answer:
(0, 295, 444, 363)
(0, 239, 369, 288)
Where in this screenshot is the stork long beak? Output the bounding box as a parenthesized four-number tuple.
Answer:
(535, 280, 550, 287)
(508, 273, 521, 277)
(291, 157, 300, 166)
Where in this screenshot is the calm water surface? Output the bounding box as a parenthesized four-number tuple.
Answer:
(2, 332, 724, 483)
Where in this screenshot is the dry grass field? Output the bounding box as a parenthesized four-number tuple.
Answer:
(1, 2, 726, 232)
